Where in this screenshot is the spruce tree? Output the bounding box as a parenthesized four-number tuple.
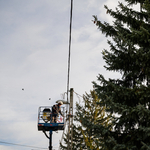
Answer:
(93, 0, 150, 149)
(60, 90, 111, 150)
(75, 90, 112, 150)
(60, 124, 86, 150)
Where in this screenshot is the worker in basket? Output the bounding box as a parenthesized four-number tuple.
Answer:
(51, 101, 64, 123)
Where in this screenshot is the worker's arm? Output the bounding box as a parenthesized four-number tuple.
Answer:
(59, 108, 64, 116)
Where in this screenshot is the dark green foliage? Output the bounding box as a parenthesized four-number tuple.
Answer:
(93, 0, 150, 149)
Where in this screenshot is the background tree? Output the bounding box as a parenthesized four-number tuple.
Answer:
(93, 0, 150, 149)
(60, 90, 111, 150)
(75, 90, 112, 150)
(60, 124, 86, 150)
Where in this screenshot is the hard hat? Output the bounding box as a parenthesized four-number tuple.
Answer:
(58, 101, 63, 105)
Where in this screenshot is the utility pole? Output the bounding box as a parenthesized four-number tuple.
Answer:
(67, 88, 74, 150)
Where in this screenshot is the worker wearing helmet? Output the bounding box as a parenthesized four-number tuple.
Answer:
(51, 101, 63, 123)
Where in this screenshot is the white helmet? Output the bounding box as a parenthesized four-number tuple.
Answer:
(58, 101, 63, 105)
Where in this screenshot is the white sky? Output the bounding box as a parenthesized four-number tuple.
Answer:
(0, 0, 124, 150)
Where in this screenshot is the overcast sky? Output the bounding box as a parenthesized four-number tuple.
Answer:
(0, 0, 125, 150)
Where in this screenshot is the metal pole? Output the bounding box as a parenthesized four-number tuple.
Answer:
(67, 88, 74, 150)
(67, 0, 73, 104)
(49, 130, 52, 150)
(70, 88, 73, 150)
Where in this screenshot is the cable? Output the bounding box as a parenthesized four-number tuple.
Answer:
(0, 141, 47, 149)
(73, 91, 83, 98)
(43, 131, 50, 139)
